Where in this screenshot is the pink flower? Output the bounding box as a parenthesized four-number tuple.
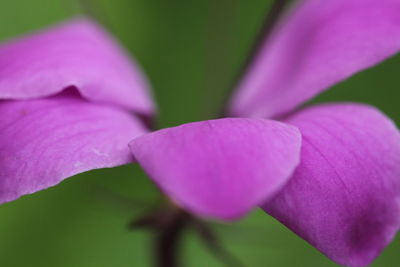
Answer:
(0, 18, 154, 203)
(1, 1, 400, 266)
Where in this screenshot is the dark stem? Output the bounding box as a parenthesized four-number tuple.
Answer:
(131, 207, 191, 267)
(130, 206, 243, 267)
(154, 211, 189, 267)
(221, 0, 291, 116)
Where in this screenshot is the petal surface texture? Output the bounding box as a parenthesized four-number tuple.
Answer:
(230, 0, 400, 118)
(262, 104, 400, 267)
(0, 18, 154, 116)
(129, 118, 301, 220)
(0, 90, 147, 204)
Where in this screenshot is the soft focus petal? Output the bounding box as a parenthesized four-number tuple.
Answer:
(230, 0, 400, 118)
(130, 118, 301, 220)
(262, 104, 400, 267)
(0, 18, 154, 116)
(0, 90, 147, 204)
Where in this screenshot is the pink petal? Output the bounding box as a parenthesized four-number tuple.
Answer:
(262, 104, 400, 267)
(0, 18, 154, 116)
(229, 0, 400, 118)
(129, 118, 301, 220)
(0, 90, 147, 204)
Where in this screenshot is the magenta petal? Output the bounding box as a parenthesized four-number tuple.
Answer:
(262, 104, 400, 267)
(230, 0, 400, 118)
(129, 118, 301, 220)
(0, 18, 154, 116)
(0, 91, 147, 204)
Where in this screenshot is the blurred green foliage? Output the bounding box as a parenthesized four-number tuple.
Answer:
(0, 0, 399, 266)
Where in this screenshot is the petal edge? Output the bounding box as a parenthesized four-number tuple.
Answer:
(262, 103, 400, 266)
(130, 118, 302, 220)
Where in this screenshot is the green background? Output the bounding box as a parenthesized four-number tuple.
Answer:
(0, 0, 399, 266)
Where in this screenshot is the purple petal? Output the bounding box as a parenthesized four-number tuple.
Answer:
(229, 0, 400, 118)
(0, 18, 154, 116)
(129, 118, 301, 220)
(0, 90, 147, 204)
(262, 104, 400, 267)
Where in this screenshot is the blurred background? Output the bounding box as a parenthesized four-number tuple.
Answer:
(0, 0, 399, 266)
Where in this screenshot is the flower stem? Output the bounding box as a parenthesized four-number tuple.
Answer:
(154, 211, 189, 267)
(130, 204, 241, 267)
(130, 206, 190, 267)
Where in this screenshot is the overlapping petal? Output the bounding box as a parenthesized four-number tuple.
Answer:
(230, 0, 400, 118)
(129, 118, 301, 220)
(0, 90, 147, 204)
(262, 104, 400, 267)
(0, 18, 154, 116)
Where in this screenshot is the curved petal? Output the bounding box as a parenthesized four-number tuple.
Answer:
(0, 90, 147, 204)
(229, 0, 400, 118)
(0, 17, 154, 116)
(129, 118, 301, 220)
(262, 104, 400, 267)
